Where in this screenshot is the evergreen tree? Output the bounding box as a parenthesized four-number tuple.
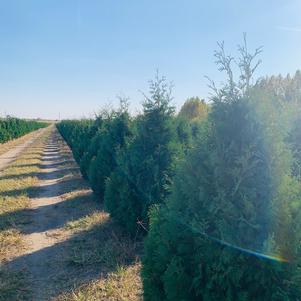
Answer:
(58, 119, 96, 164)
(88, 100, 133, 198)
(142, 37, 301, 300)
(104, 73, 178, 235)
(79, 115, 104, 179)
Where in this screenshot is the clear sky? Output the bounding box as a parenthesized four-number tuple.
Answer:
(0, 0, 300, 119)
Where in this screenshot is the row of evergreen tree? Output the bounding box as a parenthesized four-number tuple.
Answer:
(0, 117, 48, 143)
(57, 41, 301, 300)
(57, 75, 207, 236)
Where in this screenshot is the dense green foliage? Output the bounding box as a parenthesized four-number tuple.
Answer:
(142, 42, 301, 300)
(104, 76, 180, 235)
(87, 105, 133, 198)
(57, 119, 98, 166)
(57, 105, 133, 192)
(57, 77, 201, 237)
(57, 41, 301, 300)
(0, 117, 48, 143)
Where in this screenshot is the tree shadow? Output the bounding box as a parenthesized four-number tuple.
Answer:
(41, 160, 75, 169)
(0, 174, 88, 197)
(4, 217, 141, 300)
(41, 154, 71, 162)
(0, 141, 92, 234)
(0, 166, 80, 182)
(30, 176, 87, 197)
(0, 191, 99, 234)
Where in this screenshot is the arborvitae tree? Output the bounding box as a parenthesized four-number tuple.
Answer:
(142, 37, 301, 300)
(79, 115, 104, 179)
(104, 74, 178, 235)
(58, 119, 97, 165)
(88, 100, 133, 199)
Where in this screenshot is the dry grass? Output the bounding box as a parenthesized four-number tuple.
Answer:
(0, 128, 51, 300)
(53, 190, 142, 301)
(50, 137, 142, 301)
(54, 212, 142, 301)
(64, 211, 109, 231)
(0, 143, 47, 260)
(55, 264, 142, 301)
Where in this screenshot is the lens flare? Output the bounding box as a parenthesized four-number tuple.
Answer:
(208, 235, 290, 263)
(178, 218, 290, 264)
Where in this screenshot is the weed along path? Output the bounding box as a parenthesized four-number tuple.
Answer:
(0, 127, 142, 301)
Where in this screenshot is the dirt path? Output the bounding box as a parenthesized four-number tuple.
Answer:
(0, 128, 48, 171)
(2, 126, 141, 301)
(7, 128, 82, 300)
(22, 131, 69, 299)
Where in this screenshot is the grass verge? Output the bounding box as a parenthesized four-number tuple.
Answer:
(51, 135, 143, 301)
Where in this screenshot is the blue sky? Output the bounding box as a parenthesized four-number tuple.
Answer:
(0, 0, 300, 119)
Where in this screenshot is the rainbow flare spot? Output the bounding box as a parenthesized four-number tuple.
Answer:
(208, 235, 290, 263)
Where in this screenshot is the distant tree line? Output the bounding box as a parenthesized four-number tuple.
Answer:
(57, 39, 301, 300)
(0, 117, 48, 144)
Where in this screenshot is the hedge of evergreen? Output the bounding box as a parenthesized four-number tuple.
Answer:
(57, 42, 301, 300)
(0, 117, 48, 144)
(57, 79, 204, 237)
(142, 46, 301, 300)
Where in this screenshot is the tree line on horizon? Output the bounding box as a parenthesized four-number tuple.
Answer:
(57, 39, 301, 300)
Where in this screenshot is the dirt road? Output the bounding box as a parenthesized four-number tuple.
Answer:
(15, 130, 77, 299)
(5, 128, 92, 300)
(1, 126, 141, 301)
